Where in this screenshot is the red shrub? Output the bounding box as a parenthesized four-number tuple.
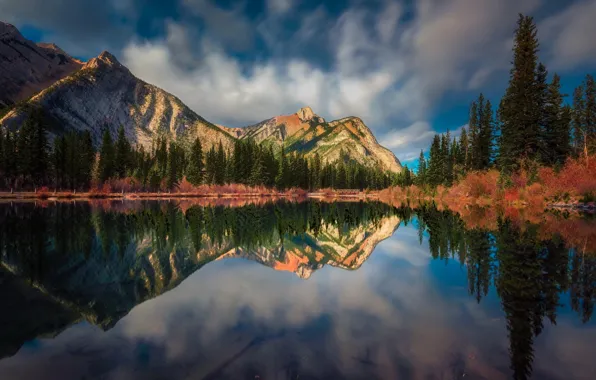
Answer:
(36, 186, 50, 199)
(455, 170, 499, 198)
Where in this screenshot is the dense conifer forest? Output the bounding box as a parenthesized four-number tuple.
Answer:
(0, 114, 414, 192)
(415, 15, 596, 192)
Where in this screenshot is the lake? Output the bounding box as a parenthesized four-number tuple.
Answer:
(0, 199, 595, 380)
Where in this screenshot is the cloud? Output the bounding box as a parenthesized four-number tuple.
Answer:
(0, 0, 134, 56)
(5, 0, 596, 160)
(379, 121, 466, 161)
(266, 0, 294, 15)
(181, 0, 255, 51)
(540, 0, 596, 69)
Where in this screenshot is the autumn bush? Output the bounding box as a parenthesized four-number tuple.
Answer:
(448, 170, 499, 199)
(36, 186, 50, 199)
(538, 155, 596, 201)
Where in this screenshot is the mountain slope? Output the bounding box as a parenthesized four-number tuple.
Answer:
(0, 50, 235, 149)
(0, 22, 83, 108)
(220, 107, 402, 173)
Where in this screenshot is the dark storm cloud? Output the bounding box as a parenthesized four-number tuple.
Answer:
(0, 0, 134, 56)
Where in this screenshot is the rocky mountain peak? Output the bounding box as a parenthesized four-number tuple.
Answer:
(0, 22, 20, 37)
(84, 51, 127, 72)
(297, 106, 315, 122)
(0, 22, 83, 107)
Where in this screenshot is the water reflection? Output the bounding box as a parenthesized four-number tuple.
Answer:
(0, 200, 595, 379)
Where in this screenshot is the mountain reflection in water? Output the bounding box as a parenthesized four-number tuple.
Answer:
(0, 199, 595, 380)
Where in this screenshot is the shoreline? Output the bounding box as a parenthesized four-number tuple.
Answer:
(0, 191, 380, 202)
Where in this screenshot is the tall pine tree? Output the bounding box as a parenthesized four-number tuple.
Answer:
(499, 15, 541, 172)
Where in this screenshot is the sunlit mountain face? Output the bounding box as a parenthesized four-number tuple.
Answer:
(1, 199, 595, 379)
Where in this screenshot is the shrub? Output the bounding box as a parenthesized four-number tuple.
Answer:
(36, 186, 50, 199)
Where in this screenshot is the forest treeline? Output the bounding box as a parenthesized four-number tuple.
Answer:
(0, 112, 414, 192)
(415, 14, 596, 192)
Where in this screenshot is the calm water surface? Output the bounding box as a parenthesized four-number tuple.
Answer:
(0, 200, 595, 380)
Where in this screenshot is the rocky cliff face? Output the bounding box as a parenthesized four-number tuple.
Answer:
(0, 22, 83, 108)
(220, 107, 402, 173)
(0, 50, 235, 149)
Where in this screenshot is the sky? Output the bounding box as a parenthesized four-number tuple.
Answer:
(2, 0, 596, 164)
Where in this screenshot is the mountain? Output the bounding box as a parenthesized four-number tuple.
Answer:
(1, 23, 398, 170)
(220, 106, 402, 173)
(0, 50, 235, 149)
(0, 22, 83, 108)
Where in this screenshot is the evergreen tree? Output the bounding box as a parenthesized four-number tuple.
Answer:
(499, 15, 541, 172)
(479, 98, 494, 169)
(98, 129, 115, 183)
(2, 131, 16, 187)
(275, 146, 287, 190)
(53, 135, 67, 188)
(78, 131, 95, 188)
(440, 133, 450, 183)
(417, 150, 427, 186)
(572, 85, 587, 159)
(585, 74, 596, 154)
(187, 138, 204, 186)
(468, 101, 478, 170)
(542, 74, 570, 165)
(444, 131, 454, 186)
(459, 127, 469, 170)
(114, 126, 131, 178)
(249, 149, 265, 187)
(167, 141, 181, 189)
(17, 110, 48, 187)
(427, 135, 442, 187)
(215, 141, 226, 185)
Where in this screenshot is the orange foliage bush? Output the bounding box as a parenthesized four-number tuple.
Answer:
(449, 170, 499, 199)
(36, 186, 50, 199)
(538, 155, 596, 200)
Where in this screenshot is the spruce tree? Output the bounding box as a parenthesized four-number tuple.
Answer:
(543, 74, 569, 165)
(275, 146, 287, 190)
(53, 135, 67, 188)
(417, 150, 427, 186)
(459, 127, 469, 170)
(167, 141, 181, 189)
(585, 74, 596, 154)
(573, 85, 588, 159)
(479, 98, 494, 169)
(440, 133, 449, 183)
(499, 14, 541, 172)
(2, 131, 16, 187)
(114, 126, 131, 178)
(98, 129, 115, 183)
(215, 141, 226, 185)
(427, 135, 442, 187)
(249, 150, 265, 187)
(468, 100, 478, 170)
(187, 138, 204, 186)
(78, 131, 95, 188)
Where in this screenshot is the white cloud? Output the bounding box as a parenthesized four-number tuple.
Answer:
(379, 121, 466, 162)
(540, 0, 596, 69)
(266, 0, 294, 15)
(119, 0, 595, 162)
